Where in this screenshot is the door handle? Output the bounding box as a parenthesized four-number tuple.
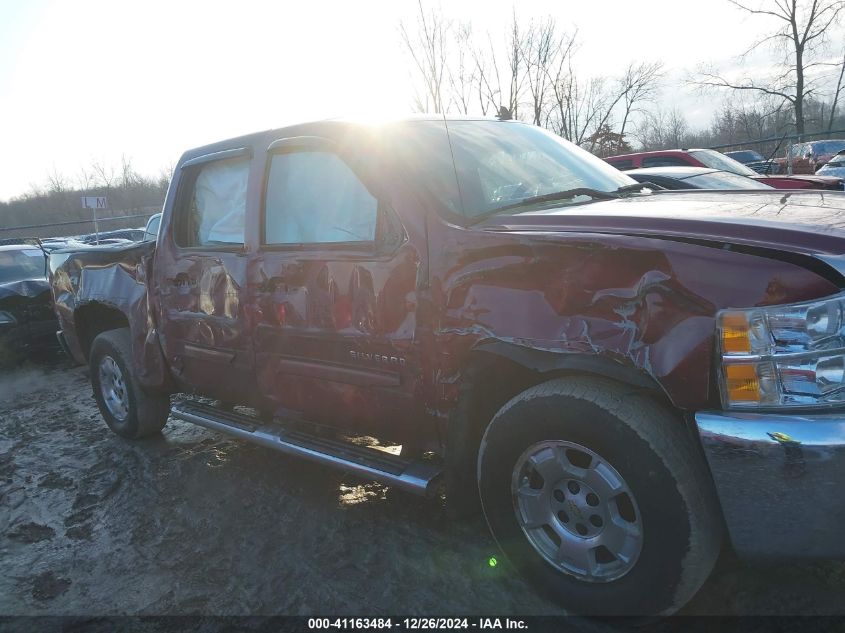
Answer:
(167, 274, 197, 291)
(257, 274, 286, 294)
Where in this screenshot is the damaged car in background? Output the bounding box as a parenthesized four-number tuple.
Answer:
(0, 241, 59, 363)
(50, 117, 845, 616)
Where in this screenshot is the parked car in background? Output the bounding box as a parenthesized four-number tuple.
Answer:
(0, 243, 58, 361)
(817, 150, 845, 179)
(39, 237, 86, 252)
(723, 149, 778, 175)
(78, 228, 146, 244)
(625, 166, 774, 190)
(777, 139, 845, 174)
(143, 213, 162, 241)
(606, 149, 845, 190)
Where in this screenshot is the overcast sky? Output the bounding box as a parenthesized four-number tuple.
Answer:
(0, 0, 840, 202)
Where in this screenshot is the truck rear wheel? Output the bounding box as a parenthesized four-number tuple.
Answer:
(477, 377, 721, 616)
(90, 328, 170, 439)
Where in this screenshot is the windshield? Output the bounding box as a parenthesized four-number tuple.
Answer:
(726, 150, 763, 163)
(392, 120, 635, 220)
(0, 248, 46, 283)
(682, 171, 772, 189)
(689, 149, 758, 177)
(815, 141, 845, 155)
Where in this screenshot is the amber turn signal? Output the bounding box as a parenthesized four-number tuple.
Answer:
(724, 364, 761, 403)
(721, 312, 751, 354)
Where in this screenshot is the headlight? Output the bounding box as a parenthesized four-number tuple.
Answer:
(0, 311, 16, 325)
(718, 292, 845, 408)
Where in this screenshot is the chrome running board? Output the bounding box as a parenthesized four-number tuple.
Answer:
(171, 400, 441, 496)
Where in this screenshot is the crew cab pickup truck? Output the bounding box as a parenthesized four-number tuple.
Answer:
(50, 118, 845, 616)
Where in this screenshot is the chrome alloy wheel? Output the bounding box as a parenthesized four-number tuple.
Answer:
(99, 355, 129, 421)
(511, 440, 643, 582)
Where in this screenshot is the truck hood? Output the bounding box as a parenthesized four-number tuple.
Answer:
(479, 190, 845, 278)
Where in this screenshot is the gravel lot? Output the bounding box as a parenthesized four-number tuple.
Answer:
(2, 357, 845, 617)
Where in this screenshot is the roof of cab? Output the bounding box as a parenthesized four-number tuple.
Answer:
(177, 115, 518, 165)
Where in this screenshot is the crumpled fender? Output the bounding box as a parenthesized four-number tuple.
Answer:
(50, 241, 171, 390)
(427, 224, 842, 414)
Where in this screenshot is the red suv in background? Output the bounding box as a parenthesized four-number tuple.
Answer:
(779, 139, 845, 174)
(605, 148, 844, 190)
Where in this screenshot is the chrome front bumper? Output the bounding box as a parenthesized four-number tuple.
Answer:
(696, 410, 845, 560)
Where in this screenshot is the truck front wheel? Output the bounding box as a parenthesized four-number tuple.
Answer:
(477, 377, 721, 616)
(90, 328, 170, 439)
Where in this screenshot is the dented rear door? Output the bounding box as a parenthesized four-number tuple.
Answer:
(153, 148, 257, 402)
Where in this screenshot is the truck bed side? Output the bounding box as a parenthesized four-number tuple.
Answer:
(50, 240, 171, 390)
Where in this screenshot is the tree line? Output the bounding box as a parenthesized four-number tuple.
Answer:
(4, 0, 843, 220)
(1, 157, 172, 233)
(400, 0, 845, 157)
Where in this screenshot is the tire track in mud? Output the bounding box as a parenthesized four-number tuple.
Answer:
(1, 359, 844, 616)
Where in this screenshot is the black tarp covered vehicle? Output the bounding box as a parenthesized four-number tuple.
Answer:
(0, 243, 58, 361)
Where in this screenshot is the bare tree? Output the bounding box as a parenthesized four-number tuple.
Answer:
(632, 106, 691, 150)
(502, 11, 526, 120)
(467, 13, 529, 119)
(470, 33, 503, 115)
(829, 46, 845, 130)
(694, 0, 845, 136)
(77, 166, 95, 192)
(447, 22, 476, 114)
(616, 61, 664, 141)
(666, 107, 690, 147)
(45, 166, 68, 195)
(120, 155, 141, 189)
(157, 162, 176, 191)
(547, 55, 614, 146)
(400, 1, 451, 113)
(520, 17, 572, 126)
(91, 160, 116, 189)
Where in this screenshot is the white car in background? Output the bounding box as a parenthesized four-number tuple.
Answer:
(817, 150, 845, 181)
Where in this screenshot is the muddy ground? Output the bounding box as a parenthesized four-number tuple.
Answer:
(2, 357, 845, 618)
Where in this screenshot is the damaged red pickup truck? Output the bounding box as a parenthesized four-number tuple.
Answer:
(49, 118, 845, 615)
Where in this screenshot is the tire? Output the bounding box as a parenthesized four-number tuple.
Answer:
(477, 377, 722, 616)
(89, 327, 170, 439)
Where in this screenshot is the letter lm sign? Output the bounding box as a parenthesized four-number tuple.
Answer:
(81, 197, 108, 209)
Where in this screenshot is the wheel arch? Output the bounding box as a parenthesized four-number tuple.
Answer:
(442, 340, 684, 510)
(73, 301, 131, 361)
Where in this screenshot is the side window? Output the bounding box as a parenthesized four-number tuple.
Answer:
(608, 159, 634, 170)
(175, 157, 249, 247)
(264, 151, 378, 245)
(642, 156, 689, 168)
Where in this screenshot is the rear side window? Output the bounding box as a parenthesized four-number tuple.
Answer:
(642, 156, 690, 168)
(174, 157, 250, 247)
(264, 151, 378, 245)
(608, 159, 633, 170)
